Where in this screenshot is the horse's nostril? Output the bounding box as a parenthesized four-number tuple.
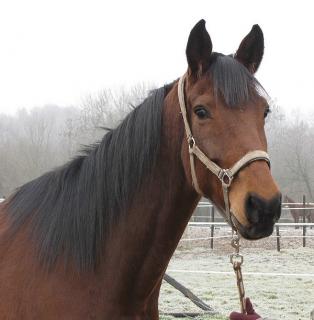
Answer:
(246, 194, 261, 223)
(245, 193, 282, 224)
(248, 195, 261, 210)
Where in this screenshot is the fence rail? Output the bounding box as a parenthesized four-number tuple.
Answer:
(188, 222, 314, 226)
(193, 201, 314, 225)
(167, 269, 314, 278)
(185, 221, 314, 251)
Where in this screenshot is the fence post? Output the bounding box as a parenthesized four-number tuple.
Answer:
(303, 195, 306, 247)
(210, 206, 215, 249)
(276, 225, 280, 252)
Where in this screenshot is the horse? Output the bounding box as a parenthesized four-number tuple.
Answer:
(0, 20, 281, 319)
(283, 195, 314, 227)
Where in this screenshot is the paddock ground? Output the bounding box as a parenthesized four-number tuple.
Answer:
(159, 227, 314, 320)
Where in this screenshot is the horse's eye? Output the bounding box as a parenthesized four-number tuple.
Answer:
(194, 106, 210, 119)
(264, 106, 271, 119)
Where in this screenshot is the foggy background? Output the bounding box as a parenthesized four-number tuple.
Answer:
(0, 86, 313, 202)
(0, 0, 314, 202)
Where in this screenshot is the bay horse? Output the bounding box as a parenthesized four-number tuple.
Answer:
(0, 20, 281, 319)
(283, 195, 314, 227)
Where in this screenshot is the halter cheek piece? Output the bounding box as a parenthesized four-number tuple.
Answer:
(178, 74, 270, 230)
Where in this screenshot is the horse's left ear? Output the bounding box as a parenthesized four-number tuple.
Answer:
(235, 25, 264, 74)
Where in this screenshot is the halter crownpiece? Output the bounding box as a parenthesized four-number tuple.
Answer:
(177, 74, 270, 229)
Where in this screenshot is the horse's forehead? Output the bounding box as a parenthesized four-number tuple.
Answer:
(188, 77, 266, 110)
(188, 78, 214, 97)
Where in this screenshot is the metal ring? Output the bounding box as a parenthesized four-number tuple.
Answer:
(188, 136, 195, 149)
(219, 169, 233, 187)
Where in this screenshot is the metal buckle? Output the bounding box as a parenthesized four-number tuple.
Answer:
(230, 233, 243, 265)
(188, 136, 195, 152)
(230, 253, 244, 265)
(219, 169, 233, 187)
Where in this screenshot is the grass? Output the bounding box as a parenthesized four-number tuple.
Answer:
(159, 243, 314, 320)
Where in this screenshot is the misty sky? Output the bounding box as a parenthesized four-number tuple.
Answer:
(0, 0, 313, 116)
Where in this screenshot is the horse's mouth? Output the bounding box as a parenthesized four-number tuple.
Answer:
(230, 212, 275, 240)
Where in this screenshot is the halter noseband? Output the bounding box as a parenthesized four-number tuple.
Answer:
(178, 74, 270, 229)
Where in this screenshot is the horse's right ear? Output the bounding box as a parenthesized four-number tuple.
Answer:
(186, 20, 213, 76)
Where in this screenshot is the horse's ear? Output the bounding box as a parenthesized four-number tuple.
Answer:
(186, 19, 213, 76)
(235, 24, 264, 74)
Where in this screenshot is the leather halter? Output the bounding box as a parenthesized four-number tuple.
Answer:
(178, 74, 270, 229)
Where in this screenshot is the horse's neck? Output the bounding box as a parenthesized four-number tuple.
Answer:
(101, 88, 200, 305)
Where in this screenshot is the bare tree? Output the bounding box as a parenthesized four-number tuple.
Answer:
(0, 83, 154, 196)
(267, 104, 314, 201)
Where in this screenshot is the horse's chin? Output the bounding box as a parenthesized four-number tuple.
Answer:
(218, 205, 275, 240)
(230, 213, 275, 240)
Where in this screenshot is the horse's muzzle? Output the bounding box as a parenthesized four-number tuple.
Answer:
(236, 192, 282, 239)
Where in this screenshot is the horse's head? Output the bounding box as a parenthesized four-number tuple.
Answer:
(181, 20, 281, 240)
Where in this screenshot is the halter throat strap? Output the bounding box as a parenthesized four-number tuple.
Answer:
(178, 74, 270, 228)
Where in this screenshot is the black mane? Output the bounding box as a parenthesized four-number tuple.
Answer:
(208, 53, 266, 107)
(6, 85, 170, 271)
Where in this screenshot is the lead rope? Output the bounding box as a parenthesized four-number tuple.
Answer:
(230, 231, 246, 314)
